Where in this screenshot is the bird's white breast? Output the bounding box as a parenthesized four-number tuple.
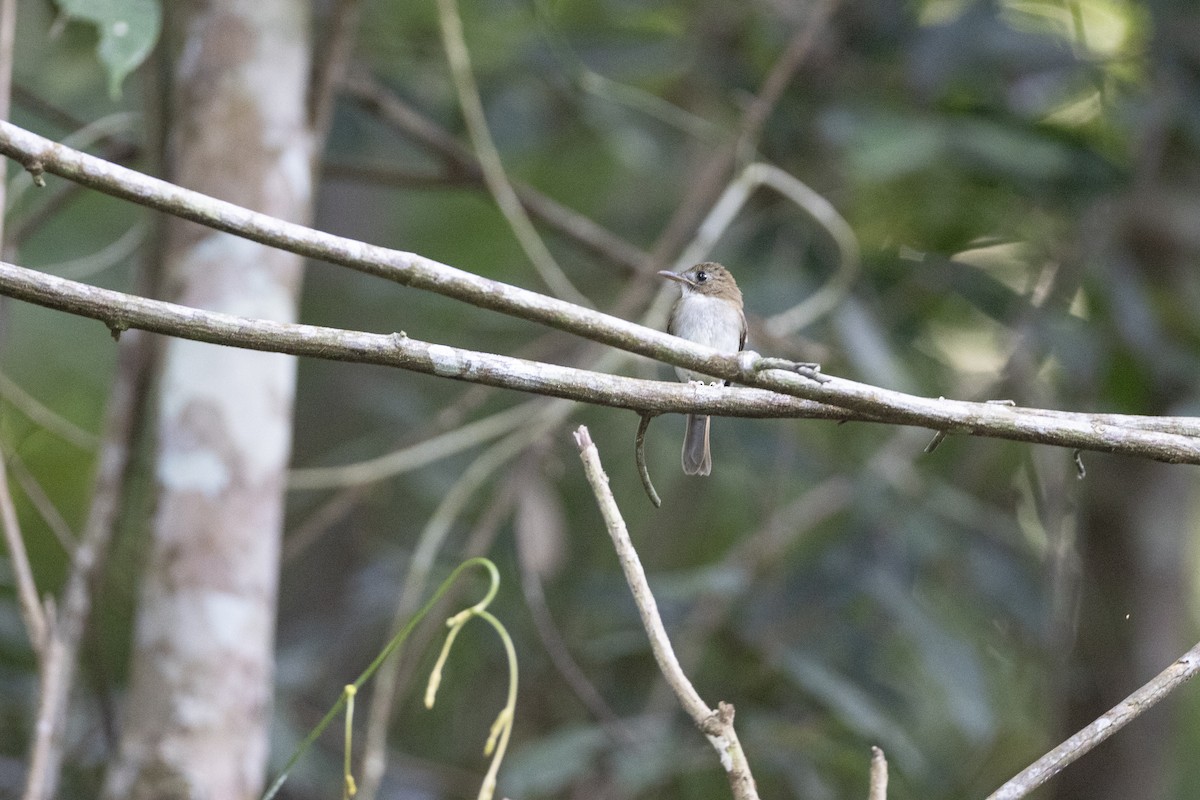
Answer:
(670, 294, 744, 382)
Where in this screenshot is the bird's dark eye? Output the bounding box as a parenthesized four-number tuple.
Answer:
(696, 270, 708, 283)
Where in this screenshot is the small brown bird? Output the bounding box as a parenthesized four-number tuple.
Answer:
(657, 262, 747, 476)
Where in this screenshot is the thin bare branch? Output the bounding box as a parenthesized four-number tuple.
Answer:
(341, 73, 650, 274)
(0, 258, 844, 418)
(309, 0, 360, 139)
(0, 369, 98, 449)
(573, 424, 759, 800)
(23, 329, 152, 800)
(0, 446, 46, 655)
(650, 0, 836, 265)
(289, 402, 538, 489)
(436, 0, 592, 306)
(987, 639, 1200, 800)
(8, 452, 76, 554)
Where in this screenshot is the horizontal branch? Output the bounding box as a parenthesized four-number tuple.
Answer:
(3, 261, 1200, 467)
(0, 261, 843, 420)
(4, 123, 1200, 463)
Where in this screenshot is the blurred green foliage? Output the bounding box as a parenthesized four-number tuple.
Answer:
(4, 0, 1200, 799)
(52, 0, 161, 98)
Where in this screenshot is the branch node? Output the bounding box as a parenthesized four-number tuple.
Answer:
(699, 700, 735, 736)
(106, 318, 128, 341)
(749, 353, 828, 383)
(25, 158, 46, 187)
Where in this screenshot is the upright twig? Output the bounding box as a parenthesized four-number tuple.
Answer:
(573, 424, 760, 800)
(987, 638, 1200, 799)
(23, 330, 152, 800)
(436, 0, 592, 307)
(309, 0, 360, 140)
(869, 746, 888, 800)
(649, 0, 836, 266)
(0, 446, 46, 655)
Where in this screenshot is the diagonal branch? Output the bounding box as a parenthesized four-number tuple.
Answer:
(341, 72, 651, 274)
(0, 445, 46, 657)
(573, 425, 759, 800)
(23, 328, 152, 800)
(0, 121, 705, 371)
(650, 0, 837, 265)
(987, 639, 1200, 799)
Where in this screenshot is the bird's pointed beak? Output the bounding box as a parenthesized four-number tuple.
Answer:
(657, 270, 692, 286)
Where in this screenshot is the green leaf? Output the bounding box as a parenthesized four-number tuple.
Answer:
(55, 0, 162, 98)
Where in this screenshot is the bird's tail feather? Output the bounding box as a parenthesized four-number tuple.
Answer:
(682, 414, 712, 476)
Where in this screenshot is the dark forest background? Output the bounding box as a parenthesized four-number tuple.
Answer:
(5, 1, 1200, 798)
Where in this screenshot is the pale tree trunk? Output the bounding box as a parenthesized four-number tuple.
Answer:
(103, 2, 313, 798)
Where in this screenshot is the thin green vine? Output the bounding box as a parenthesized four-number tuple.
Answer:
(260, 556, 512, 800)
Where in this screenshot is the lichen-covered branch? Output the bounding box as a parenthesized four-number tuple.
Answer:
(4, 261, 1200, 465)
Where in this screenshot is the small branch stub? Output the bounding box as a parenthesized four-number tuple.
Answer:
(25, 157, 45, 187)
(869, 746, 888, 800)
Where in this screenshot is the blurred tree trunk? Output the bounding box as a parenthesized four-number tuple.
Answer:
(1054, 458, 1189, 800)
(1053, 4, 1200, 796)
(102, 2, 313, 798)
